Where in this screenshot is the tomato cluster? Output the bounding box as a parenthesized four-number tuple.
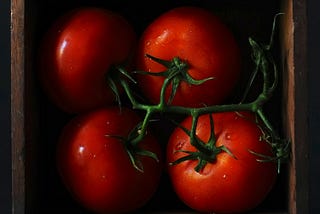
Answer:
(37, 6, 279, 214)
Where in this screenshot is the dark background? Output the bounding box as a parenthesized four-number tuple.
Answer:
(1, 0, 319, 213)
(307, 0, 320, 213)
(0, 0, 12, 214)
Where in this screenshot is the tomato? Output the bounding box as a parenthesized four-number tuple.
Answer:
(135, 6, 241, 107)
(56, 107, 163, 213)
(166, 111, 277, 213)
(38, 7, 136, 113)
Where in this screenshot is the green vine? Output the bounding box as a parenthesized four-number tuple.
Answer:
(113, 13, 289, 173)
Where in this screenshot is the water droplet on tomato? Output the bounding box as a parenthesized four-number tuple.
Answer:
(223, 174, 227, 179)
(225, 133, 231, 140)
(78, 145, 85, 154)
(175, 141, 185, 151)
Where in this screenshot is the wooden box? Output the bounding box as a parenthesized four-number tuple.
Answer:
(11, 0, 308, 213)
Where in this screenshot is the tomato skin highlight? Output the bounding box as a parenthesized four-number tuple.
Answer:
(136, 6, 241, 107)
(38, 7, 136, 113)
(166, 112, 277, 213)
(56, 107, 163, 213)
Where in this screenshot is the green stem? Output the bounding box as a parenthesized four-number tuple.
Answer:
(131, 109, 153, 146)
(257, 108, 275, 134)
(188, 115, 213, 154)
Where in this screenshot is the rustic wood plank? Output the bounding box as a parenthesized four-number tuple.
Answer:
(13, 0, 43, 213)
(281, 0, 308, 213)
(280, 1, 295, 213)
(11, 0, 26, 213)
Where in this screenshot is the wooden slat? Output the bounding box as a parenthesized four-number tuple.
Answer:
(280, 0, 308, 213)
(291, 0, 309, 213)
(11, 0, 42, 213)
(11, 0, 26, 213)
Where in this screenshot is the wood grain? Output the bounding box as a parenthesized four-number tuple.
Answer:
(280, 0, 308, 213)
(11, 0, 26, 213)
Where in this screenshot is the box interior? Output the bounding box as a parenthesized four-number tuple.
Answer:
(22, 0, 290, 213)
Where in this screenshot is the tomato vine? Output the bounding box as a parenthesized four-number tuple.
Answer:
(115, 13, 289, 173)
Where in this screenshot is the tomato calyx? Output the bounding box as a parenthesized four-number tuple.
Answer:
(249, 123, 290, 173)
(106, 120, 159, 172)
(135, 54, 213, 104)
(249, 138, 290, 173)
(170, 114, 236, 172)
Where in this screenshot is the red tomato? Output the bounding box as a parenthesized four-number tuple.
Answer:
(166, 111, 277, 213)
(38, 7, 136, 113)
(56, 107, 163, 213)
(136, 6, 241, 107)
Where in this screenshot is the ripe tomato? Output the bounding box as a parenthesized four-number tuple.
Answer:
(56, 107, 163, 213)
(166, 111, 277, 213)
(135, 6, 241, 107)
(38, 7, 136, 113)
